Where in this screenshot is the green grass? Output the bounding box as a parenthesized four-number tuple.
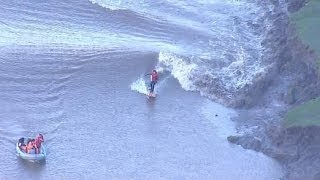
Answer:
(284, 0, 320, 128)
(285, 97, 320, 127)
(291, 0, 320, 70)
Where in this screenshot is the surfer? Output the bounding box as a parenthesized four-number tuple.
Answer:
(146, 70, 158, 97)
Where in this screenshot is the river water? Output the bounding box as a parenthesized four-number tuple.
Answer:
(0, 0, 283, 179)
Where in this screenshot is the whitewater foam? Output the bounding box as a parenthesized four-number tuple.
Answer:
(130, 77, 148, 95)
(158, 51, 197, 91)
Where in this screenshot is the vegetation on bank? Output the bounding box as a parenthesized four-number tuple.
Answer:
(285, 0, 320, 127)
(291, 0, 320, 69)
(285, 97, 320, 127)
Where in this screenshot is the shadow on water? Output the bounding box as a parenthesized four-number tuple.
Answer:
(17, 157, 46, 173)
(146, 96, 156, 103)
(146, 96, 156, 111)
(145, 96, 159, 135)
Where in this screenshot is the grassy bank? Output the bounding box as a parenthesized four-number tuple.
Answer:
(291, 0, 320, 68)
(285, 97, 320, 127)
(285, 0, 320, 127)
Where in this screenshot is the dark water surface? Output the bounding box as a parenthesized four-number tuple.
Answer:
(0, 47, 283, 179)
(0, 0, 286, 178)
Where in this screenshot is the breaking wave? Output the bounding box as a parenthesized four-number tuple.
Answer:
(0, 0, 284, 105)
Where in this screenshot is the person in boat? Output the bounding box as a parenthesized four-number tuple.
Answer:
(18, 137, 27, 152)
(34, 134, 44, 154)
(26, 139, 36, 154)
(146, 70, 158, 96)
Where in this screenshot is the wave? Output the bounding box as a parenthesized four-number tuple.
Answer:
(158, 52, 198, 91)
(0, 0, 284, 105)
(157, 50, 269, 104)
(1, 0, 268, 57)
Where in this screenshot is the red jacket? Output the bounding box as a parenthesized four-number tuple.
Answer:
(35, 136, 44, 148)
(151, 71, 158, 82)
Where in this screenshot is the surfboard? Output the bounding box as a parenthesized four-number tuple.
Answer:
(146, 86, 156, 98)
(146, 93, 156, 99)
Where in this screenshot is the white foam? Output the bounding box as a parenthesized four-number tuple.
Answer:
(130, 77, 148, 95)
(158, 51, 197, 91)
(219, 46, 268, 91)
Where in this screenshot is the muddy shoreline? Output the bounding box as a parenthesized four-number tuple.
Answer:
(226, 0, 320, 179)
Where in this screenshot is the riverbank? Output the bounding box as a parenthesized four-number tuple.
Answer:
(227, 0, 320, 179)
